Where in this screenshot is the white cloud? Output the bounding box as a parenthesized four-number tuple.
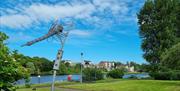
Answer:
(0, 3, 95, 28)
(0, 0, 134, 29)
(25, 4, 95, 21)
(0, 14, 33, 28)
(70, 29, 92, 37)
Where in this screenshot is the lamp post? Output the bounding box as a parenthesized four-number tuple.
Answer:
(94, 66, 96, 81)
(38, 75, 41, 84)
(80, 52, 83, 83)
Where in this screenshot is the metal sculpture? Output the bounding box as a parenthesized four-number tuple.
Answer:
(21, 19, 63, 47)
(21, 19, 72, 91)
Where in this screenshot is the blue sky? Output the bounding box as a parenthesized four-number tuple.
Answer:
(0, 0, 146, 64)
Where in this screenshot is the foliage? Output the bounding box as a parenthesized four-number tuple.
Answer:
(150, 72, 171, 80)
(12, 54, 82, 76)
(32, 57, 53, 73)
(26, 62, 36, 75)
(150, 70, 180, 80)
(171, 70, 180, 80)
(107, 69, 124, 78)
(58, 62, 67, 75)
(161, 43, 180, 70)
(114, 62, 123, 68)
(138, 63, 151, 72)
(0, 32, 29, 91)
(12, 51, 54, 75)
(58, 62, 81, 75)
(138, 0, 180, 72)
(82, 68, 104, 82)
(128, 61, 142, 72)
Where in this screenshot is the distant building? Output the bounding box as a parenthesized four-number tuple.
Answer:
(83, 60, 93, 68)
(115, 62, 135, 72)
(98, 61, 115, 71)
(62, 60, 72, 66)
(125, 65, 135, 72)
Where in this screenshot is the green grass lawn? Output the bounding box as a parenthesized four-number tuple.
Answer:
(61, 80, 180, 91)
(17, 79, 180, 91)
(17, 88, 50, 91)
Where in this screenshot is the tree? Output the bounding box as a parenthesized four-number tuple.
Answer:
(32, 57, 53, 73)
(12, 50, 32, 67)
(26, 62, 36, 75)
(129, 61, 140, 71)
(75, 63, 81, 73)
(107, 69, 124, 78)
(83, 68, 103, 82)
(161, 43, 180, 70)
(58, 62, 67, 75)
(114, 62, 123, 68)
(0, 32, 29, 91)
(137, 0, 180, 71)
(12, 51, 54, 75)
(139, 63, 151, 72)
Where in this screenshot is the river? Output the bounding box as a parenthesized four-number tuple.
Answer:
(15, 73, 149, 85)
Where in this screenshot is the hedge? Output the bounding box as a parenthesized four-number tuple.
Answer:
(150, 70, 180, 80)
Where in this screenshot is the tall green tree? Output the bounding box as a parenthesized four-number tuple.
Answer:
(137, 0, 180, 71)
(0, 32, 29, 91)
(12, 50, 32, 67)
(161, 43, 180, 70)
(26, 62, 36, 75)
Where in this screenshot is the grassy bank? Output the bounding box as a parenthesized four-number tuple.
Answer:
(16, 81, 78, 91)
(17, 79, 180, 91)
(61, 80, 180, 91)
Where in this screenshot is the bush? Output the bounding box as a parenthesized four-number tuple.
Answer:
(150, 72, 171, 80)
(107, 69, 124, 78)
(171, 70, 180, 80)
(150, 70, 180, 80)
(83, 68, 104, 82)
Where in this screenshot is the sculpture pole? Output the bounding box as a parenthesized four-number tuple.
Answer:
(51, 32, 69, 91)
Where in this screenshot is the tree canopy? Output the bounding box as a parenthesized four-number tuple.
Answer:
(0, 32, 29, 91)
(137, 0, 180, 71)
(161, 43, 180, 70)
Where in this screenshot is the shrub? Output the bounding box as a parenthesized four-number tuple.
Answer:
(150, 72, 171, 80)
(171, 70, 180, 80)
(107, 69, 124, 78)
(150, 70, 180, 80)
(83, 68, 104, 82)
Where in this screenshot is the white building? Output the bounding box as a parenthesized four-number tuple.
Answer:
(125, 65, 135, 72)
(98, 61, 115, 71)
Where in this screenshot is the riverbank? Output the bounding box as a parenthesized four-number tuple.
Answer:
(17, 79, 180, 91)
